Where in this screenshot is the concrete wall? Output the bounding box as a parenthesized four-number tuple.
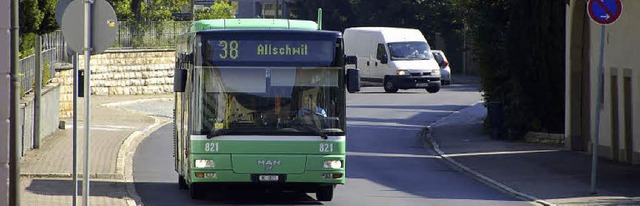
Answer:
(18, 83, 61, 156)
(54, 49, 175, 118)
(586, 0, 640, 164)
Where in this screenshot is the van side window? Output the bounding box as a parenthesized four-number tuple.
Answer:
(376, 43, 388, 63)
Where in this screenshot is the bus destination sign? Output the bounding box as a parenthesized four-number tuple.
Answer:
(205, 39, 335, 66)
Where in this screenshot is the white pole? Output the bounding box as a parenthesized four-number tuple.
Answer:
(72, 52, 79, 206)
(82, 0, 93, 205)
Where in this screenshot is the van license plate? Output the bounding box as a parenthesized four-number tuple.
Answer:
(258, 175, 279, 182)
(416, 83, 429, 87)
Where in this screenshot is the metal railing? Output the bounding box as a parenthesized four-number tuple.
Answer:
(113, 21, 192, 49)
(18, 21, 193, 94)
(19, 31, 71, 95)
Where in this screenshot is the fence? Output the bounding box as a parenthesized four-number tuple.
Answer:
(19, 31, 70, 95)
(113, 21, 192, 49)
(19, 21, 192, 94)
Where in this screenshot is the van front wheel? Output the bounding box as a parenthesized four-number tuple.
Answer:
(383, 78, 398, 93)
(426, 86, 440, 93)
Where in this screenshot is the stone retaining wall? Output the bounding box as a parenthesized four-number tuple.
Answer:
(54, 49, 175, 118)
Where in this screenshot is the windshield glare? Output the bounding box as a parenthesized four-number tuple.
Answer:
(388, 42, 434, 61)
(197, 67, 344, 137)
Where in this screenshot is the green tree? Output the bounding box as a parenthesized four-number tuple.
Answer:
(194, 0, 238, 20)
(290, 0, 355, 32)
(19, 0, 42, 57)
(107, 0, 134, 20)
(457, 0, 565, 138)
(20, 0, 43, 34)
(37, 0, 58, 34)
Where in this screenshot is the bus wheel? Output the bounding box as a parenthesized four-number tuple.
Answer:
(190, 183, 207, 199)
(316, 186, 334, 201)
(383, 78, 398, 93)
(178, 175, 188, 190)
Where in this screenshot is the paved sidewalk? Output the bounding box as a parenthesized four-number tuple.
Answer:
(19, 94, 172, 206)
(426, 103, 640, 206)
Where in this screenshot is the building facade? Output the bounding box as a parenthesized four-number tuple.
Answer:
(234, 0, 292, 18)
(566, 0, 640, 164)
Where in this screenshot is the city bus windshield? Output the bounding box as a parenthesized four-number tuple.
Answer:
(195, 66, 345, 138)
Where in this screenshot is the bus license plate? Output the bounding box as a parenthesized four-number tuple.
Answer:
(258, 175, 279, 182)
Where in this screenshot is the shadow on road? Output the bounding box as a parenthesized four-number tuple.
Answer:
(25, 178, 128, 199)
(135, 182, 324, 206)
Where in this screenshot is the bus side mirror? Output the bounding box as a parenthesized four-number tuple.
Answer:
(346, 68, 360, 93)
(174, 68, 187, 92)
(346, 56, 357, 66)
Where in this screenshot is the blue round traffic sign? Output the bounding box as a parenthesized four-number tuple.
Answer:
(588, 0, 622, 25)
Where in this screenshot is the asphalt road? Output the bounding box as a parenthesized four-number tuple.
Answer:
(132, 84, 534, 206)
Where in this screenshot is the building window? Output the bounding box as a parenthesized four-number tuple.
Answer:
(261, 3, 283, 18)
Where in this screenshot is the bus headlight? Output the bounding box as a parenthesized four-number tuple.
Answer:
(195, 159, 215, 168)
(396, 70, 410, 75)
(323, 160, 343, 169)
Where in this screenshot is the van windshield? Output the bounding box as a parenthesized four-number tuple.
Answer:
(388, 42, 434, 61)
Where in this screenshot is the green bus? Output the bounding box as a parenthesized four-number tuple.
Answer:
(173, 18, 360, 201)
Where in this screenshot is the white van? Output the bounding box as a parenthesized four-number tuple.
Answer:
(344, 27, 441, 93)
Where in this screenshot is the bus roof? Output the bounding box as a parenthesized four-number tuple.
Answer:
(191, 19, 319, 32)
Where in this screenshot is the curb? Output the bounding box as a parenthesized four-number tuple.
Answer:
(121, 116, 171, 206)
(20, 173, 123, 180)
(422, 112, 556, 206)
(103, 97, 173, 206)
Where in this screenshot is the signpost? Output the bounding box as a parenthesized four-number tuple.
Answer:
(586, 0, 622, 194)
(588, 0, 622, 25)
(59, 0, 117, 205)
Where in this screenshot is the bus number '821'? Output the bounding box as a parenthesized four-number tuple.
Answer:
(205, 142, 219, 152)
(319, 143, 333, 152)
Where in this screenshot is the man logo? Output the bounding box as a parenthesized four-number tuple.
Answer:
(257, 160, 281, 171)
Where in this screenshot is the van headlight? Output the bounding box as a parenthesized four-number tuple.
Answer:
(195, 159, 215, 168)
(431, 69, 440, 75)
(396, 70, 410, 75)
(323, 160, 343, 169)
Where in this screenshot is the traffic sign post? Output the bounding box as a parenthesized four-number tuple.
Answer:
(59, 0, 117, 205)
(587, 0, 622, 195)
(588, 0, 622, 25)
(62, 0, 117, 55)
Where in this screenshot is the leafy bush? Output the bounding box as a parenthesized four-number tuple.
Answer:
(194, 0, 238, 20)
(468, 0, 566, 138)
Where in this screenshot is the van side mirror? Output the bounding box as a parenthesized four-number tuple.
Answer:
(346, 56, 357, 66)
(380, 57, 388, 64)
(346, 68, 360, 93)
(174, 68, 187, 92)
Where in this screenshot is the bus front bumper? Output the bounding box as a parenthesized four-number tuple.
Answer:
(189, 170, 345, 186)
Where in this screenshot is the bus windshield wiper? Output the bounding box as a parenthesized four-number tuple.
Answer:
(292, 123, 327, 139)
(208, 129, 232, 139)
